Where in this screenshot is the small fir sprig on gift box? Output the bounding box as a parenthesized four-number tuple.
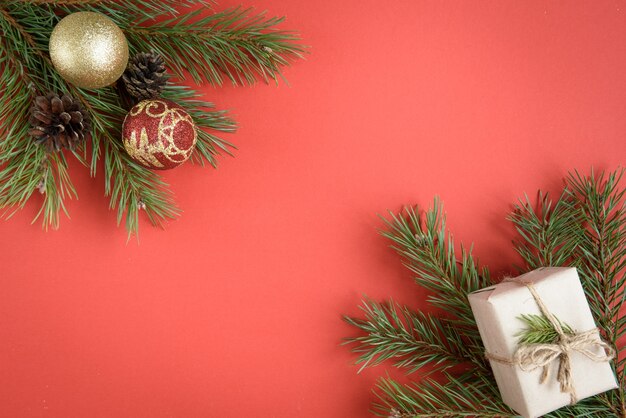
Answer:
(0, 0, 304, 236)
(344, 168, 625, 417)
(515, 313, 575, 345)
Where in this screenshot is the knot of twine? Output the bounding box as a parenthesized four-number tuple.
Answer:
(485, 280, 615, 405)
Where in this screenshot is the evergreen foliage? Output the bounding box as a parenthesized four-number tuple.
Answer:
(515, 314, 574, 345)
(0, 0, 304, 236)
(345, 169, 625, 417)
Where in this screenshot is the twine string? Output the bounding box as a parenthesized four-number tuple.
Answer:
(484, 280, 615, 405)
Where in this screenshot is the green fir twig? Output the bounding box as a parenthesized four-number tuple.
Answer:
(343, 299, 487, 375)
(515, 313, 574, 345)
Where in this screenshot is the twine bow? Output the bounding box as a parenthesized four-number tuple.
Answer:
(485, 280, 615, 405)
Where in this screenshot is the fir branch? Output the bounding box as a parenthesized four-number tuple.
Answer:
(564, 169, 626, 346)
(374, 375, 515, 418)
(544, 395, 620, 418)
(37, 0, 209, 27)
(0, 142, 46, 222)
(345, 200, 499, 415)
(119, 6, 305, 86)
(374, 369, 613, 418)
(565, 169, 626, 414)
(34, 151, 77, 228)
(509, 191, 581, 270)
(0, 13, 33, 157)
(515, 313, 574, 345)
(381, 199, 492, 328)
(103, 139, 179, 234)
(343, 299, 488, 375)
(0, 3, 73, 228)
(511, 170, 626, 347)
(19, 0, 106, 5)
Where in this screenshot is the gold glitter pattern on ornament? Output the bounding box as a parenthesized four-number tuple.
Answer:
(49, 12, 129, 89)
(123, 100, 197, 169)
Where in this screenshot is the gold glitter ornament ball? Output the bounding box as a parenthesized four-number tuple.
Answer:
(49, 12, 129, 89)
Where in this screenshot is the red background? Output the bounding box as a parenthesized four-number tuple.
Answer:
(2, 1, 626, 417)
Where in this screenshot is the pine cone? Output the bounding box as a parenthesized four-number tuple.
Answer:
(28, 93, 91, 152)
(121, 52, 168, 101)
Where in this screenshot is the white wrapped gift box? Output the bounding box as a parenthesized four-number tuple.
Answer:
(468, 267, 617, 418)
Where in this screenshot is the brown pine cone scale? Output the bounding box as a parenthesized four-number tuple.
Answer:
(29, 93, 91, 152)
(121, 52, 168, 102)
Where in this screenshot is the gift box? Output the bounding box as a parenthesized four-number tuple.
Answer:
(468, 267, 617, 418)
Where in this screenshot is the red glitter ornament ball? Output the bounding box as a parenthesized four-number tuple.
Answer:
(122, 99, 197, 170)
